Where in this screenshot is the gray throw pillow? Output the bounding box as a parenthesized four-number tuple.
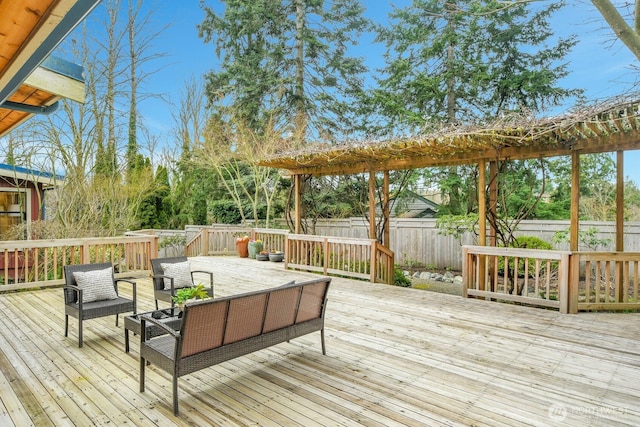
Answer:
(73, 267, 117, 303)
(161, 260, 193, 290)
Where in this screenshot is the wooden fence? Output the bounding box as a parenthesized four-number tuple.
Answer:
(0, 234, 158, 291)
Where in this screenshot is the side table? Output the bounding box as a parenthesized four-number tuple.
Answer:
(124, 308, 182, 353)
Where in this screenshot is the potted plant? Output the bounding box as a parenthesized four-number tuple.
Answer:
(248, 239, 263, 259)
(256, 250, 269, 261)
(269, 251, 284, 262)
(171, 283, 210, 311)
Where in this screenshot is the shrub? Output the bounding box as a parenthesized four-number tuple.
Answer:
(552, 226, 611, 250)
(512, 236, 553, 251)
(499, 235, 554, 277)
(394, 266, 412, 287)
(436, 213, 479, 242)
(210, 200, 242, 224)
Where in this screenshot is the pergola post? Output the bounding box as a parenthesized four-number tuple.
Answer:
(478, 160, 487, 292)
(294, 174, 301, 234)
(616, 150, 624, 252)
(488, 161, 498, 291)
(489, 161, 498, 248)
(478, 160, 486, 246)
(616, 150, 624, 301)
(383, 170, 390, 247)
(570, 152, 580, 251)
(369, 170, 377, 240)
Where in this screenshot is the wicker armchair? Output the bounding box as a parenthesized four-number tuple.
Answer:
(150, 257, 214, 309)
(63, 263, 137, 348)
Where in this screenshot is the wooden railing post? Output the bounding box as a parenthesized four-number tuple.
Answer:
(323, 237, 329, 275)
(148, 236, 159, 269)
(284, 234, 289, 269)
(558, 253, 569, 314)
(201, 228, 210, 256)
(82, 241, 91, 264)
(388, 247, 395, 285)
(462, 246, 469, 298)
(567, 252, 579, 314)
(370, 241, 376, 283)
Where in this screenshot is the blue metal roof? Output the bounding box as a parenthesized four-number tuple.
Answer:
(0, 163, 65, 182)
(40, 56, 85, 83)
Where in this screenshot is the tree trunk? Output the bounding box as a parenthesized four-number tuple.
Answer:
(294, 0, 307, 141)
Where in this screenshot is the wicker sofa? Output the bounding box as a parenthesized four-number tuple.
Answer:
(138, 277, 331, 415)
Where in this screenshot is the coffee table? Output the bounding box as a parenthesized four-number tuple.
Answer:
(124, 308, 182, 353)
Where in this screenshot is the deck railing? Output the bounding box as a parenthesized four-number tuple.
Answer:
(463, 245, 571, 312)
(185, 226, 290, 257)
(0, 234, 158, 291)
(186, 227, 394, 285)
(571, 252, 640, 313)
(463, 245, 640, 313)
(285, 234, 394, 284)
(253, 228, 288, 253)
(185, 226, 249, 257)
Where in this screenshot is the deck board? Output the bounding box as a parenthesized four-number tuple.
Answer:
(0, 256, 638, 426)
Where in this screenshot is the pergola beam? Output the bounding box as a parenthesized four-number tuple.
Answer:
(269, 137, 640, 177)
(260, 100, 640, 177)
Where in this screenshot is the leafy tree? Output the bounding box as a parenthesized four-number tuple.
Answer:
(489, 159, 548, 246)
(196, 114, 291, 227)
(168, 77, 213, 228)
(124, 0, 168, 182)
(547, 153, 619, 220)
(290, 175, 367, 234)
(4, 1, 167, 238)
(137, 164, 172, 228)
(421, 165, 479, 215)
(198, 0, 370, 140)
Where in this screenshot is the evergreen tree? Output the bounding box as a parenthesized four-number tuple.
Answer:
(198, 0, 370, 140)
(373, 0, 581, 217)
(373, 0, 581, 130)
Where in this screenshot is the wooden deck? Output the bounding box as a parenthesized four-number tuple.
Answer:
(0, 256, 639, 426)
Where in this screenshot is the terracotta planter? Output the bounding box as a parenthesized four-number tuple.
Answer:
(235, 239, 249, 258)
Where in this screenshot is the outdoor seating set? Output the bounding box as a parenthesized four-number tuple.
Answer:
(63, 256, 211, 348)
(62, 256, 331, 416)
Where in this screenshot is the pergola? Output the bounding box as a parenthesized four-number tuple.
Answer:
(259, 97, 640, 254)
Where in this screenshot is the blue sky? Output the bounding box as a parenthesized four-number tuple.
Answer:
(100, 1, 640, 180)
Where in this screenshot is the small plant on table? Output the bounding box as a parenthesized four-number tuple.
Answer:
(172, 283, 210, 310)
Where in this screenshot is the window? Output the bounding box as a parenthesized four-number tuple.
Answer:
(0, 191, 26, 236)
